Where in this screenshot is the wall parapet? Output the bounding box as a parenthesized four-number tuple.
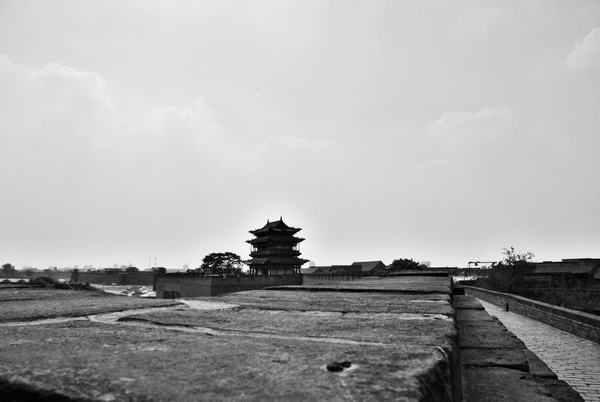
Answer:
(463, 285, 600, 344)
(301, 273, 364, 285)
(75, 271, 156, 286)
(156, 274, 302, 298)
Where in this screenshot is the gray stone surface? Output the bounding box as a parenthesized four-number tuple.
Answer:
(462, 367, 583, 402)
(458, 321, 526, 349)
(454, 295, 484, 310)
(456, 308, 497, 322)
(0, 288, 179, 323)
(461, 348, 529, 371)
(124, 305, 455, 347)
(198, 289, 452, 315)
(524, 350, 558, 380)
(0, 276, 455, 401)
(0, 320, 451, 401)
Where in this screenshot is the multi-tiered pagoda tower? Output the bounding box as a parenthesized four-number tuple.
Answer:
(246, 218, 307, 276)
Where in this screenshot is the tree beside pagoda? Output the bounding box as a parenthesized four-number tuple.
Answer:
(199, 252, 245, 277)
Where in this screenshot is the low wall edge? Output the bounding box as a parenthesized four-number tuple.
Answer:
(463, 285, 600, 344)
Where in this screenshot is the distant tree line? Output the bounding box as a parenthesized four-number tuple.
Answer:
(1, 263, 16, 277)
(0, 263, 79, 279)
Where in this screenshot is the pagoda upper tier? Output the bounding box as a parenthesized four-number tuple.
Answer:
(247, 219, 304, 244)
(249, 218, 302, 236)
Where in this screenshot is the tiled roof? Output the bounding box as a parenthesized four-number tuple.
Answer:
(532, 263, 595, 275)
(250, 218, 301, 235)
(351, 261, 385, 272)
(300, 267, 320, 274)
(246, 236, 304, 245)
(301, 265, 363, 274)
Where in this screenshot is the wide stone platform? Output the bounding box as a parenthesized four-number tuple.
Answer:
(0, 277, 456, 401)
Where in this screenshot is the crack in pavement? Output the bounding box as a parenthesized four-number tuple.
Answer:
(1, 302, 452, 347)
(113, 317, 393, 346)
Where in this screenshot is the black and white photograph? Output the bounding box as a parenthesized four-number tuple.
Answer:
(0, 1, 599, 400)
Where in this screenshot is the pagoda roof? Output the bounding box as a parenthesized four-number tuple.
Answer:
(249, 218, 301, 235)
(246, 235, 304, 245)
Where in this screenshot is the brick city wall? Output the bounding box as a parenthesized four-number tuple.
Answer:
(156, 274, 302, 298)
(464, 286, 600, 344)
(76, 271, 156, 286)
(302, 274, 365, 285)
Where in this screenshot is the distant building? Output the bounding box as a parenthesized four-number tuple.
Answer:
(526, 258, 600, 285)
(301, 265, 361, 275)
(246, 218, 308, 276)
(351, 261, 387, 274)
(301, 261, 386, 276)
(300, 266, 320, 275)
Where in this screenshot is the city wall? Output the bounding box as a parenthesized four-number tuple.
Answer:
(156, 274, 302, 298)
(76, 271, 156, 286)
(464, 285, 600, 344)
(301, 273, 365, 285)
(156, 272, 449, 297)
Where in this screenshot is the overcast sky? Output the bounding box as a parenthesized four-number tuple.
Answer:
(1, 1, 599, 269)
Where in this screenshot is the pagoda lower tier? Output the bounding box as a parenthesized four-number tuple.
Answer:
(246, 256, 308, 276)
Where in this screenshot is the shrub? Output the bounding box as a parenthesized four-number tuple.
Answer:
(29, 276, 58, 287)
(29, 276, 94, 290)
(388, 258, 425, 271)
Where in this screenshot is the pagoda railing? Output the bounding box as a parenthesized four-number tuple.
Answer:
(251, 245, 299, 252)
(250, 249, 301, 258)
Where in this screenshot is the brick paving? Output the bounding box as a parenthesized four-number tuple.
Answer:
(478, 299, 600, 402)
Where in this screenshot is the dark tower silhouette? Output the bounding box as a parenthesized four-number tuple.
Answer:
(246, 218, 307, 276)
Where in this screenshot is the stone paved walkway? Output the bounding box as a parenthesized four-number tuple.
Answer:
(478, 299, 600, 402)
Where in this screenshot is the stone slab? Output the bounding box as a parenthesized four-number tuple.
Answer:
(456, 309, 497, 322)
(268, 276, 451, 295)
(462, 367, 583, 402)
(454, 295, 484, 310)
(531, 377, 584, 402)
(461, 348, 528, 371)
(0, 317, 452, 401)
(458, 321, 526, 349)
(199, 290, 452, 315)
(453, 286, 465, 295)
(524, 350, 557, 380)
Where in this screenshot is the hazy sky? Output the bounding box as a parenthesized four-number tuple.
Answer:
(1, 1, 599, 269)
